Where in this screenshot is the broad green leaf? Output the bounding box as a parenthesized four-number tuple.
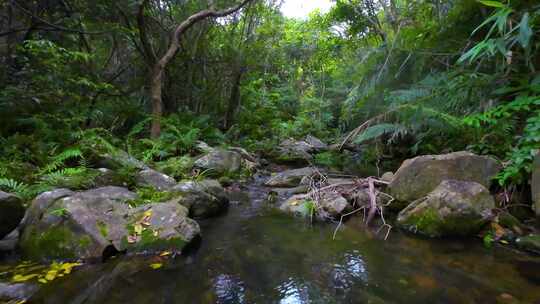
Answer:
(354, 124, 400, 144)
(518, 13, 532, 48)
(478, 1, 506, 8)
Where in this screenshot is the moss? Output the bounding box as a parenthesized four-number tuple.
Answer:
(78, 235, 92, 248)
(20, 226, 78, 261)
(402, 207, 487, 237)
(127, 187, 179, 207)
(121, 229, 187, 253)
(402, 208, 442, 237)
(97, 221, 109, 238)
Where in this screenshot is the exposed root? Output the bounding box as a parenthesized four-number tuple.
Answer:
(299, 167, 395, 240)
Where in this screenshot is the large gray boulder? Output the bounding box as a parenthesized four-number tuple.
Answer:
(171, 180, 229, 219)
(304, 135, 328, 151)
(0, 191, 25, 239)
(397, 180, 495, 237)
(389, 151, 501, 208)
(265, 167, 319, 188)
(273, 139, 315, 164)
(532, 151, 540, 217)
(135, 168, 176, 191)
(18, 187, 200, 261)
(194, 149, 242, 176)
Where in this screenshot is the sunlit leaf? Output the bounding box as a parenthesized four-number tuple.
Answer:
(477, 1, 506, 8)
(149, 263, 163, 269)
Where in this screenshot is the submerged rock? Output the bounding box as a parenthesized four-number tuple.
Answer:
(194, 149, 243, 176)
(0, 191, 25, 239)
(171, 180, 229, 218)
(397, 180, 495, 237)
(135, 168, 177, 191)
(532, 151, 540, 217)
(516, 234, 540, 254)
(389, 151, 501, 209)
(265, 167, 319, 187)
(0, 282, 39, 302)
(18, 187, 200, 261)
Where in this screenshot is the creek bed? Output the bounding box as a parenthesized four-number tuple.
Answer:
(5, 177, 540, 303)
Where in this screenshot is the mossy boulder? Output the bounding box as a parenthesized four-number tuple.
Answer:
(389, 151, 501, 210)
(0, 191, 25, 239)
(265, 167, 320, 187)
(193, 149, 243, 176)
(18, 187, 200, 261)
(397, 180, 495, 237)
(171, 180, 229, 219)
(516, 234, 540, 254)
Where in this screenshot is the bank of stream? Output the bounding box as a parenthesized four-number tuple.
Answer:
(3, 174, 537, 304)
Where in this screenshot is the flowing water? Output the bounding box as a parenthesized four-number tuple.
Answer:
(5, 176, 540, 303)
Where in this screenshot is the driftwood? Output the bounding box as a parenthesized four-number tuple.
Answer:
(298, 167, 394, 240)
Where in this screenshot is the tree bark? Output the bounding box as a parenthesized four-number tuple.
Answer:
(148, 0, 255, 138)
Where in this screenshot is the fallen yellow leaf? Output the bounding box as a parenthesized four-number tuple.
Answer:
(12, 274, 39, 282)
(134, 223, 143, 235)
(45, 270, 58, 281)
(159, 251, 172, 257)
(149, 263, 163, 270)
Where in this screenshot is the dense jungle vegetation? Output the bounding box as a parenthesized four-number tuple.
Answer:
(0, 0, 539, 201)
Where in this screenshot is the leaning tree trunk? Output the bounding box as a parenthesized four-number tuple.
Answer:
(149, 0, 255, 138)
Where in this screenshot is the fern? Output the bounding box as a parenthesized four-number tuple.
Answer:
(0, 178, 29, 195)
(354, 123, 403, 144)
(40, 148, 84, 174)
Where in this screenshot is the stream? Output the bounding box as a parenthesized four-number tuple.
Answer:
(4, 175, 540, 303)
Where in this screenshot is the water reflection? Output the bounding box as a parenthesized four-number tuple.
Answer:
(277, 278, 310, 304)
(214, 274, 246, 304)
(328, 251, 368, 293)
(343, 251, 368, 282)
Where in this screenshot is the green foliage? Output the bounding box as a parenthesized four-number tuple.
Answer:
(314, 151, 345, 169)
(155, 156, 194, 180)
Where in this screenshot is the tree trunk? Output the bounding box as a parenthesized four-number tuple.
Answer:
(224, 67, 244, 130)
(147, 0, 255, 138)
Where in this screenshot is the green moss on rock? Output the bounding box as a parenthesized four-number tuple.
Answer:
(20, 226, 78, 260)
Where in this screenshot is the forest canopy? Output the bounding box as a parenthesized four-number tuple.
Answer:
(0, 0, 539, 197)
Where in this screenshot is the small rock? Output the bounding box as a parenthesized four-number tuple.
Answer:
(380, 172, 394, 183)
(265, 167, 320, 188)
(135, 168, 177, 191)
(280, 192, 350, 220)
(516, 234, 540, 254)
